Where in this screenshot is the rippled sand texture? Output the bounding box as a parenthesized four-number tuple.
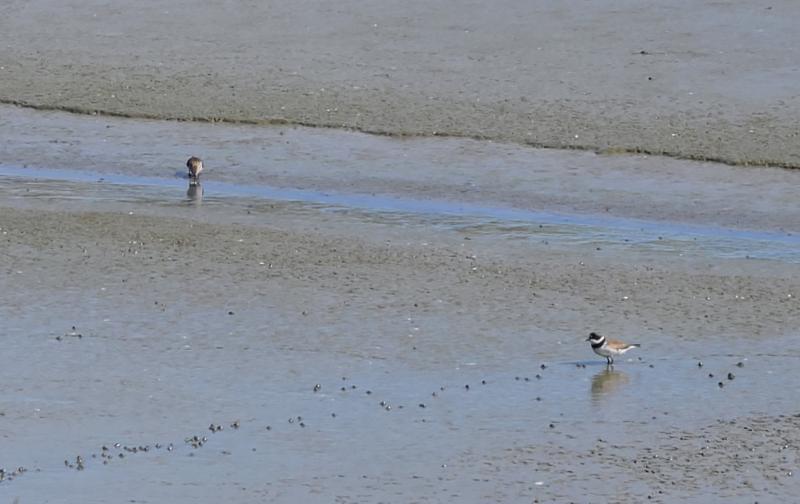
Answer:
(2, 0, 800, 166)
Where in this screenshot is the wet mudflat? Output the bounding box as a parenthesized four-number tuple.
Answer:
(1, 186, 799, 502)
(3, 0, 800, 499)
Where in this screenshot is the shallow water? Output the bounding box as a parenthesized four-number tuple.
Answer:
(2, 166, 799, 264)
(2, 314, 797, 503)
(2, 104, 800, 234)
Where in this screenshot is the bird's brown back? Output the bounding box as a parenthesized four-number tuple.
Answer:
(606, 338, 638, 350)
(186, 156, 203, 177)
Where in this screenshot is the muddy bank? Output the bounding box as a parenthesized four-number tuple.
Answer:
(2, 1, 800, 166)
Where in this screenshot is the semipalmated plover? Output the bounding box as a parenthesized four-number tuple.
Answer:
(186, 156, 203, 185)
(586, 332, 640, 365)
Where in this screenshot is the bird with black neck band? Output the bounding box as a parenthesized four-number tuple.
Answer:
(586, 332, 640, 365)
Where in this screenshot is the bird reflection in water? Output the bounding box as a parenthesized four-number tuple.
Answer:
(186, 182, 203, 205)
(590, 366, 629, 401)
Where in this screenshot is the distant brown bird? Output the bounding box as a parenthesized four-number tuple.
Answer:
(186, 156, 203, 185)
(586, 332, 640, 365)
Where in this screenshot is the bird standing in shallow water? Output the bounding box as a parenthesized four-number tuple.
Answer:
(186, 156, 203, 185)
(586, 332, 640, 365)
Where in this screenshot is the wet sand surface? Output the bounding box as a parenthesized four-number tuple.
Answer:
(2, 1, 800, 167)
(1, 108, 800, 502)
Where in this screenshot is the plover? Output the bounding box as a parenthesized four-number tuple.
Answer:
(186, 156, 203, 185)
(586, 332, 640, 365)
